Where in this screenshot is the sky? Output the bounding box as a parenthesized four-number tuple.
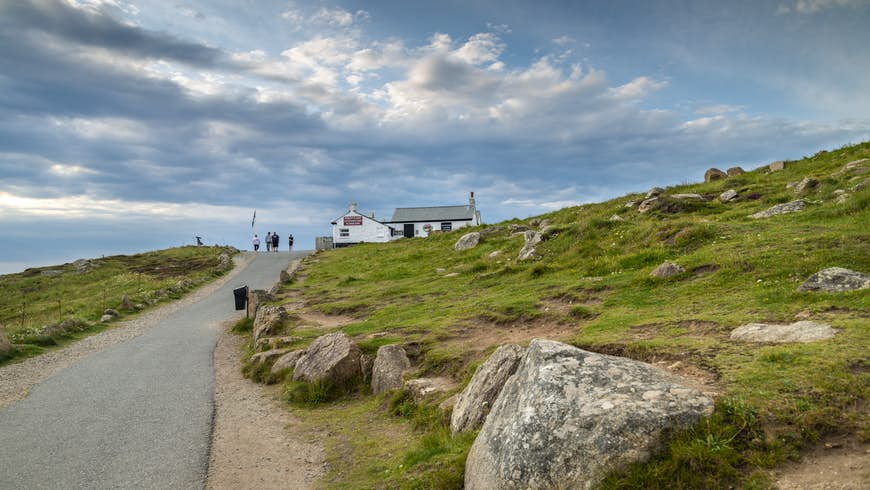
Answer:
(1, 0, 869, 274)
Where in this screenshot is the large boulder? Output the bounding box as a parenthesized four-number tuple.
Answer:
(371, 345, 411, 394)
(650, 261, 685, 279)
(730, 321, 836, 343)
(749, 200, 806, 219)
(464, 340, 713, 490)
(293, 332, 362, 386)
(252, 305, 289, 343)
(646, 187, 665, 198)
(798, 267, 870, 292)
(451, 344, 525, 435)
(704, 168, 727, 182)
(670, 193, 705, 200)
(270, 349, 307, 375)
(727, 166, 745, 176)
(455, 232, 482, 251)
(637, 197, 659, 213)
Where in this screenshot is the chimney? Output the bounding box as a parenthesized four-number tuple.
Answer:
(349, 202, 357, 212)
(469, 191, 476, 208)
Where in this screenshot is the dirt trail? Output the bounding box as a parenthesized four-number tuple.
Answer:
(207, 323, 325, 490)
(774, 435, 869, 489)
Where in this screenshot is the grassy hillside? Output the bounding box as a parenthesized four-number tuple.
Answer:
(266, 142, 869, 488)
(0, 245, 236, 364)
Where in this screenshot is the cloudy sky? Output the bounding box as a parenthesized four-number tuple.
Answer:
(1, 0, 868, 273)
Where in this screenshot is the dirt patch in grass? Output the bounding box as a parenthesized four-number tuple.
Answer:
(444, 318, 578, 354)
(630, 319, 728, 340)
(691, 264, 721, 276)
(294, 309, 356, 330)
(774, 435, 869, 490)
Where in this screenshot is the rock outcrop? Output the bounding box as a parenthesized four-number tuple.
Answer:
(719, 189, 738, 202)
(404, 377, 456, 403)
(730, 321, 837, 343)
(270, 349, 307, 375)
(250, 348, 290, 368)
(464, 340, 713, 490)
(749, 200, 806, 219)
(252, 305, 289, 343)
(793, 177, 818, 193)
(650, 262, 685, 279)
(455, 232, 482, 251)
(727, 166, 745, 176)
(371, 345, 411, 394)
(769, 160, 786, 172)
(451, 344, 525, 435)
(247, 289, 274, 318)
(704, 168, 727, 182)
(798, 267, 870, 292)
(293, 332, 362, 386)
(646, 187, 665, 198)
(637, 197, 659, 213)
(518, 230, 543, 261)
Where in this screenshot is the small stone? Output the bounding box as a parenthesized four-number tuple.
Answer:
(730, 321, 837, 343)
(650, 262, 685, 279)
(488, 250, 502, 259)
(608, 214, 624, 221)
(646, 187, 665, 198)
(749, 200, 806, 219)
(100, 314, 114, 323)
(798, 267, 870, 292)
(444, 272, 460, 277)
(625, 201, 638, 208)
(793, 177, 819, 193)
(719, 189, 738, 202)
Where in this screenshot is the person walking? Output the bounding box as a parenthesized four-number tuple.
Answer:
(252, 234, 260, 252)
(265, 232, 272, 252)
(288, 233, 294, 252)
(271, 232, 280, 252)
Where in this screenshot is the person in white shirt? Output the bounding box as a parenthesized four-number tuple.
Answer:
(252, 234, 261, 252)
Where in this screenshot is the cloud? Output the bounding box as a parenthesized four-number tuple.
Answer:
(777, 0, 867, 14)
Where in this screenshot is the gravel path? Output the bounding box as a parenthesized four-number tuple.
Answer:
(207, 324, 324, 489)
(0, 251, 305, 489)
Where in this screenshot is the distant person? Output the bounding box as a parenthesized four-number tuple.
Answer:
(271, 232, 280, 252)
(252, 234, 260, 252)
(265, 232, 272, 252)
(196, 236, 203, 246)
(288, 234, 294, 252)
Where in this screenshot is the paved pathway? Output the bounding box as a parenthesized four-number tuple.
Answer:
(0, 251, 305, 489)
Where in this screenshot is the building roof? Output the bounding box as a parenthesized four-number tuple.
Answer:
(388, 205, 477, 223)
(330, 210, 393, 228)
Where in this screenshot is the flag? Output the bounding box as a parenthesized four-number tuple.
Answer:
(251, 210, 256, 228)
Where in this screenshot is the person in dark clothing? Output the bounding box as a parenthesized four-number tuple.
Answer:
(271, 232, 279, 251)
(288, 234, 294, 252)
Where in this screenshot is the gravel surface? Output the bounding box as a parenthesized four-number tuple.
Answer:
(207, 325, 324, 489)
(0, 252, 305, 489)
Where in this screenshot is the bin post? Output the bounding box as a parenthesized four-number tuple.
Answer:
(233, 286, 249, 317)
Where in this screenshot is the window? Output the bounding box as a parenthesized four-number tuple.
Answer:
(339, 228, 350, 237)
(440, 222, 452, 231)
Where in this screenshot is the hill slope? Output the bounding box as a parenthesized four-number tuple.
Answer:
(268, 142, 869, 488)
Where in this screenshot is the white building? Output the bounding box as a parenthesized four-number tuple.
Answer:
(329, 193, 482, 248)
(385, 192, 482, 238)
(330, 203, 395, 248)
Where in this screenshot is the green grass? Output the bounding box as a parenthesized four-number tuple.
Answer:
(0, 245, 236, 365)
(264, 142, 869, 487)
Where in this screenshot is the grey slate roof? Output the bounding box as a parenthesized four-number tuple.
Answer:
(388, 205, 476, 223)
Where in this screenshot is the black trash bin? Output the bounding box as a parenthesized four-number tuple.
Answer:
(233, 286, 248, 311)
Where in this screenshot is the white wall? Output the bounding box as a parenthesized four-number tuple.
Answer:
(333, 211, 392, 245)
